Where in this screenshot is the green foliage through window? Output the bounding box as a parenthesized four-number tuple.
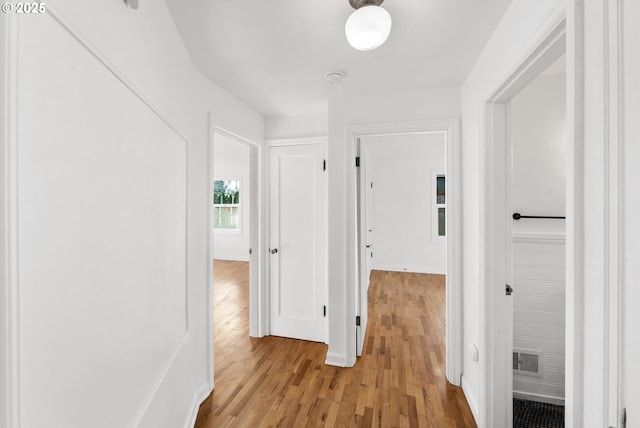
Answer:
(436, 175, 446, 237)
(214, 180, 240, 230)
(214, 180, 240, 205)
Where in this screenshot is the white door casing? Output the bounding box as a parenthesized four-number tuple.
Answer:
(621, 1, 640, 425)
(269, 143, 326, 343)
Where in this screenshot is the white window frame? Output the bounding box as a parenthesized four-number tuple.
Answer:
(432, 169, 446, 241)
(213, 177, 241, 235)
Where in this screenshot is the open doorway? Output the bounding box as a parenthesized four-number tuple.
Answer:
(350, 117, 462, 386)
(208, 127, 261, 383)
(211, 131, 252, 344)
(480, 15, 566, 428)
(356, 131, 447, 347)
(510, 54, 567, 427)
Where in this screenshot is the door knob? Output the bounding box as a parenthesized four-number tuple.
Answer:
(271, 248, 278, 254)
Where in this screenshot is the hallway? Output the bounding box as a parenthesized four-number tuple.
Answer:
(195, 262, 475, 427)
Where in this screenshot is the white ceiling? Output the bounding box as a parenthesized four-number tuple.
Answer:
(165, 0, 512, 117)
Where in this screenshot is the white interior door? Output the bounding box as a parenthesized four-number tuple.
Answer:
(356, 142, 373, 356)
(269, 143, 326, 342)
(364, 145, 374, 286)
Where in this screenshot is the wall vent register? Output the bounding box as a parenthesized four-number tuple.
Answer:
(513, 350, 543, 377)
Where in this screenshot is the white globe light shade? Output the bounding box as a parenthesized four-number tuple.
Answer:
(345, 5, 392, 51)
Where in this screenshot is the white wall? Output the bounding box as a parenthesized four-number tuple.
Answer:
(363, 133, 446, 274)
(0, 2, 264, 428)
(511, 73, 566, 234)
(326, 87, 460, 367)
(213, 134, 250, 261)
(459, 0, 565, 422)
(512, 234, 565, 404)
(265, 113, 328, 140)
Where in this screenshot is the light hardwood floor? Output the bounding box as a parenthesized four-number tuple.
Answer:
(195, 260, 476, 427)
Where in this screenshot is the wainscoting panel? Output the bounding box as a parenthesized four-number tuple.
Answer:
(512, 233, 565, 404)
(16, 12, 188, 428)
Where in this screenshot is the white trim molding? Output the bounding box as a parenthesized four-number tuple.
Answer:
(1, 12, 20, 428)
(570, 1, 627, 427)
(267, 136, 329, 147)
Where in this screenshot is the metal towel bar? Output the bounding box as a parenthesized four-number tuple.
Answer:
(512, 212, 566, 220)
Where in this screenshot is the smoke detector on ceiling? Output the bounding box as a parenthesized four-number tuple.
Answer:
(326, 72, 345, 85)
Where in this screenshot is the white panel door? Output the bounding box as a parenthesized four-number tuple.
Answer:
(356, 147, 370, 356)
(269, 144, 325, 342)
(364, 148, 375, 286)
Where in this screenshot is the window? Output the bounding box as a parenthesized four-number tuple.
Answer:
(434, 173, 446, 238)
(213, 179, 240, 232)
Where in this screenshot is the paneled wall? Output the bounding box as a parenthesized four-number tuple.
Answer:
(1, 3, 264, 428)
(512, 233, 565, 404)
(16, 13, 189, 428)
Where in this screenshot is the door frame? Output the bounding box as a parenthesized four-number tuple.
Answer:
(207, 122, 265, 388)
(347, 118, 462, 385)
(479, 12, 566, 428)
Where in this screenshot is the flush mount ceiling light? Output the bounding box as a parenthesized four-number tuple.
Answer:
(345, 0, 392, 51)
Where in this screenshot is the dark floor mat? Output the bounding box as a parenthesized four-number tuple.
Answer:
(513, 398, 564, 428)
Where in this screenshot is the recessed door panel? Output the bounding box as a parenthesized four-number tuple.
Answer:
(269, 144, 325, 342)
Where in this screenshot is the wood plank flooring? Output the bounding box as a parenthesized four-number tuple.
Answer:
(195, 261, 476, 427)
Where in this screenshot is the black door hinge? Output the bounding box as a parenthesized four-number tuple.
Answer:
(356, 316, 361, 326)
(621, 407, 627, 428)
(355, 157, 360, 167)
(323, 305, 327, 317)
(506, 284, 513, 296)
(323, 159, 326, 171)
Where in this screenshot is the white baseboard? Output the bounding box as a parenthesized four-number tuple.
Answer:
(513, 390, 565, 406)
(213, 255, 249, 262)
(372, 265, 446, 275)
(461, 375, 479, 424)
(183, 383, 212, 428)
(325, 351, 348, 367)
